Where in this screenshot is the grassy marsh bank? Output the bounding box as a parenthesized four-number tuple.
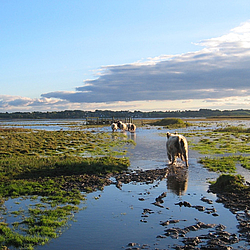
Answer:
(0, 127, 133, 249)
(148, 118, 191, 128)
(184, 124, 250, 173)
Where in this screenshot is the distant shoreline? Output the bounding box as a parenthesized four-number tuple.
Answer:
(1, 109, 250, 120)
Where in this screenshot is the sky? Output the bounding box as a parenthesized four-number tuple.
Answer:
(1, 0, 250, 112)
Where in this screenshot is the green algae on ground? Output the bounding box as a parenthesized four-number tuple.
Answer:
(199, 156, 237, 173)
(187, 128, 250, 173)
(214, 126, 250, 133)
(0, 155, 130, 181)
(0, 128, 134, 158)
(0, 127, 132, 249)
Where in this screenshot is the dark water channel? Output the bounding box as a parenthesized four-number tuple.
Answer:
(2, 120, 250, 249)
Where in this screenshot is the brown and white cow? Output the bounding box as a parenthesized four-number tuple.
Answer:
(126, 123, 136, 132)
(166, 132, 189, 167)
(111, 122, 118, 132)
(117, 121, 127, 131)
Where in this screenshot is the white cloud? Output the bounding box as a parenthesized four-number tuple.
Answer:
(41, 21, 250, 108)
(2, 21, 250, 112)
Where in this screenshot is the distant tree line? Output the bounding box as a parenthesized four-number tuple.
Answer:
(1, 109, 250, 119)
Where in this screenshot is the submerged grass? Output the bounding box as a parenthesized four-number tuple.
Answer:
(0, 127, 132, 249)
(187, 126, 250, 174)
(187, 123, 250, 197)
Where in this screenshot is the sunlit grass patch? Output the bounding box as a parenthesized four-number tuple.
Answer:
(214, 126, 250, 133)
(237, 155, 250, 170)
(0, 129, 134, 159)
(189, 130, 250, 155)
(0, 222, 49, 249)
(199, 156, 237, 173)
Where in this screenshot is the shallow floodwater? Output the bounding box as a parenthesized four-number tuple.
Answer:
(1, 120, 250, 249)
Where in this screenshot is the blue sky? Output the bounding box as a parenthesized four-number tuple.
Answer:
(1, 1, 250, 112)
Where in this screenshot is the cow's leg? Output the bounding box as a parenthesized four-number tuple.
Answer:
(184, 153, 189, 167)
(167, 152, 172, 163)
(171, 154, 177, 165)
(180, 154, 184, 161)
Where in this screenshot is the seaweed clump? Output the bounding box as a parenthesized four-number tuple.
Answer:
(210, 174, 247, 193)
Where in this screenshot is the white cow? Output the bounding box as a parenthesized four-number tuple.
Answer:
(166, 132, 189, 167)
(111, 122, 118, 132)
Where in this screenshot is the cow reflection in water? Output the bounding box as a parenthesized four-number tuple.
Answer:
(167, 164, 188, 196)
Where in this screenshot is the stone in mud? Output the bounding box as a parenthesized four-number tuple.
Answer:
(183, 201, 192, 207)
(197, 222, 216, 229)
(155, 197, 164, 203)
(164, 227, 187, 239)
(126, 242, 141, 250)
(185, 225, 200, 231)
(205, 207, 217, 213)
(192, 205, 205, 211)
(175, 201, 192, 207)
(212, 212, 219, 216)
(169, 219, 180, 224)
(156, 235, 166, 238)
(201, 196, 213, 204)
(160, 220, 170, 226)
(127, 242, 137, 247)
(152, 201, 164, 208)
(142, 208, 154, 214)
(116, 180, 122, 189)
(182, 236, 201, 246)
(155, 192, 167, 204)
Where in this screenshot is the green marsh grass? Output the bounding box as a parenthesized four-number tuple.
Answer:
(209, 174, 247, 193)
(0, 127, 133, 249)
(187, 125, 250, 174)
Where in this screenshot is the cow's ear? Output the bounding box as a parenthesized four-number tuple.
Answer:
(166, 132, 170, 138)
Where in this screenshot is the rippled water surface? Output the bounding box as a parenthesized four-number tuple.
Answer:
(1, 119, 250, 249)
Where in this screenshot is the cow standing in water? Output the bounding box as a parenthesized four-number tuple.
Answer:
(111, 122, 118, 132)
(166, 132, 189, 167)
(117, 121, 127, 131)
(126, 123, 136, 132)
